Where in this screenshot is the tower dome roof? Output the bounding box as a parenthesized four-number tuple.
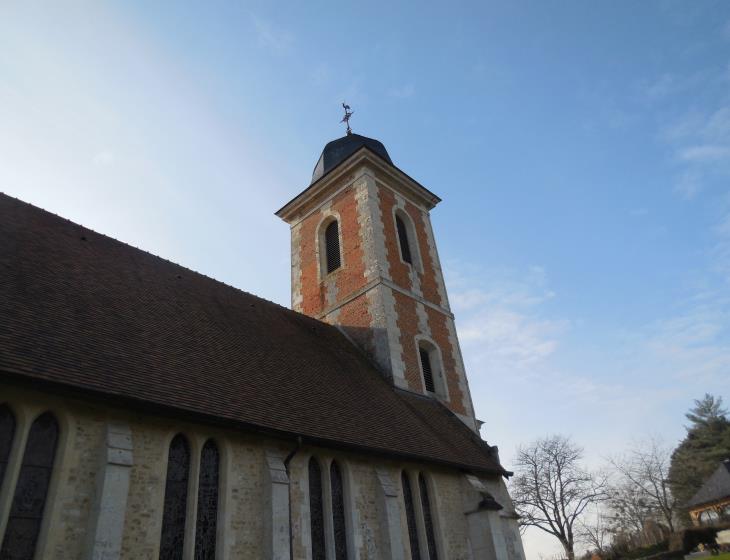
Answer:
(311, 133, 393, 184)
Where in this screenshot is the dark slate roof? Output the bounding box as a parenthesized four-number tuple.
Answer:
(687, 460, 730, 508)
(0, 193, 504, 474)
(311, 134, 393, 184)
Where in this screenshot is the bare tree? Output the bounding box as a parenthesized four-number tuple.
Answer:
(608, 438, 677, 533)
(577, 510, 612, 556)
(511, 435, 608, 560)
(605, 479, 654, 537)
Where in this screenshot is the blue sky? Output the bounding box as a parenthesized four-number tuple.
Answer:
(2, 2, 729, 557)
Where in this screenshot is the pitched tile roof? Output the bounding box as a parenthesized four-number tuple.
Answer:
(0, 193, 504, 474)
(687, 460, 730, 508)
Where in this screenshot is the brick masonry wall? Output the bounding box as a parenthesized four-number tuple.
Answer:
(287, 166, 475, 419)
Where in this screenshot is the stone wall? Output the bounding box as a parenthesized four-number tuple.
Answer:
(0, 383, 519, 559)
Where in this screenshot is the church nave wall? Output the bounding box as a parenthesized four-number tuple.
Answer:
(0, 383, 512, 560)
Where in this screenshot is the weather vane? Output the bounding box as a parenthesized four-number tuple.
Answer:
(341, 102, 353, 135)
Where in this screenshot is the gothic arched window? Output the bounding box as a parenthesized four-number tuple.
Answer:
(0, 412, 58, 560)
(324, 220, 341, 273)
(395, 214, 413, 265)
(0, 405, 16, 488)
(330, 460, 348, 560)
(194, 439, 219, 560)
(401, 471, 420, 560)
(419, 474, 438, 560)
(160, 434, 191, 560)
(308, 457, 326, 560)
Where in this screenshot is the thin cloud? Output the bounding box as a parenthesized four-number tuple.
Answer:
(678, 144, 730, 163)
(448, 264, 566, 371)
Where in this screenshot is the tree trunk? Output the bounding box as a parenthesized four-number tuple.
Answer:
(561, 539, 575, 560)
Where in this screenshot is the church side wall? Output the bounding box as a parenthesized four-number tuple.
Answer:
(0, 383, 500, 560)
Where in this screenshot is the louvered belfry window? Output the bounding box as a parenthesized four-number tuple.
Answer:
(0, 405, 15, 489)
(309, 457, 326, 560)
(419, 474, 439, 560)
(330, 461, 348, 560)
(395, 215, 413, 264)
(194, 439, 219, 560)
(0, 412, 58, 560)
(401, 471, 421, 560)
(325, 220, 341, 273)
(160, 434, 191, 560)
(419, 348, 436, 393)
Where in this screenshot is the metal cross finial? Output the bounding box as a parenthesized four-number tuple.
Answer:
(341, 102, 353, 135)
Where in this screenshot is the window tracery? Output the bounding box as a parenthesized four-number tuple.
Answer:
(194, 439, 219, 560)
(309, 457, 326, 560)
(159, 434, 190, 560)
(419, 474, 438, 560)
(401, 471, 421, 560)
(330, 460, 348, 560)
(0, 412, 58, 560)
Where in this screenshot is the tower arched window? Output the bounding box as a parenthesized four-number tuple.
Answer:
(0, 405, 15, 489)
(1, 411, 59, 560)
(160, 434, 191, 560)
(401, 471, 420, 560)
(308, 457, 326, 560)
(194, 439, 219, 560)
(330, 460, 348, 560)
(419, 474, 438, 560)
(324, 220, 341, 273)
(417, 340, 445, 397)
(395, 214, 413, 265)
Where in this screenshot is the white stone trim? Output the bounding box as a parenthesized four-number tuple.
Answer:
(264, 449, 291, 560)
(375, 468, 405, 560)
(87, 422, 134, 560)
(290, 222, 303, 311)
(420, 209, 450, 311)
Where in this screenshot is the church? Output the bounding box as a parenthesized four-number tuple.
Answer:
(0, 130, 526, 559)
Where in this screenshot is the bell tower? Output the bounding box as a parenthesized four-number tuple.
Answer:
(276, 133, 477, 430)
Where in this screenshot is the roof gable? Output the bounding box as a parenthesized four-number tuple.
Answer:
(0, 193, 503, 474)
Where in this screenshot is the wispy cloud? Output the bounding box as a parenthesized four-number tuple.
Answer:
(448, 264, 566, 371)
(251, 15, 293, 54)
(642, 293, 730, 384)
(678, 144, 730, 163)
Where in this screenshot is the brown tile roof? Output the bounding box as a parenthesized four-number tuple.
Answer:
(0, 193, 504, 474)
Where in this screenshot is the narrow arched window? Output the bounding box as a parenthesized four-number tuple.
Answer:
(395, 214, 413, 265)
(330, 460, 348, 559)
(0, 405, 16, 488)
(419, 474, 438, 560)
(194, 439, 219, 560)
(401, 471, 420, 560)
(325, 220, 341, 273)
(419, 347, 435, 393)
(160, 434, 190, 560)
(309, 457, 326, 560)
(0, 412, 58, 560)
